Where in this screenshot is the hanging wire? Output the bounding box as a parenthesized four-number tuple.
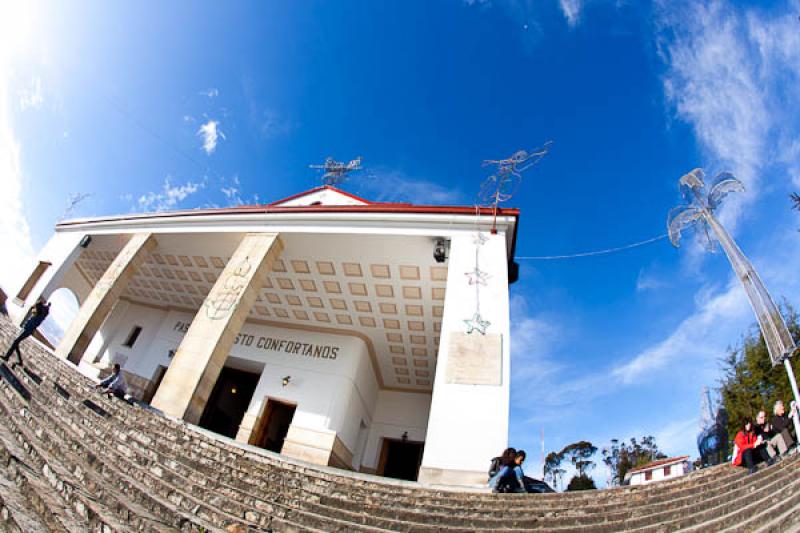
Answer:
(517, 233, 669, 260)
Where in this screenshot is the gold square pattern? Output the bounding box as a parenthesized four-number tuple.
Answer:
(336, 314, 353, 325)
(386, 332, 402, 343)
(348, 282, 368, 296)
(292, 310, 309, 320)
(291, 260, 310, 274)
(405, 305, 423, 316)
(343, 262, 363, 277)
(399, 265, 420, 280)
(379, 303, 397, 314)
(370, 264, 390, 278)
(277, 278, 295, 290)
(375, 284, 394, 298)
(285, 295, 302, 306)
(402, 286, 422, 299)
(330, 298, 347, 310)
(383, 319, 400, 330)
(271, 259, 287, 272)
(299, 279, 317, 292)
(313, 312, 330, 322)
(408, 321, 425, 331)
(358, 316, 376, 328)
(430, 266, 448, 281)
(392, 356, 407, 365)
(354, 301, 372, 313)
(307, 296, 324, 308)
(316, 261, 336, 275)
(323, 281, 342, 294)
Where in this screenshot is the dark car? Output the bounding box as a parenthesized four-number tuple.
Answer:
(523, 476, 555, 493)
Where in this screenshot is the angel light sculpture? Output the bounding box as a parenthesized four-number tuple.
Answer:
(668, 168, 800, 435)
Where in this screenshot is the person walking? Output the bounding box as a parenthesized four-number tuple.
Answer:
(2, 299, 50, 367)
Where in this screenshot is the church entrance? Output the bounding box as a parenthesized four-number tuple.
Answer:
(250, 398, 296, 453)
(198, 367, 260, 439)
(378, 438, 425, 481)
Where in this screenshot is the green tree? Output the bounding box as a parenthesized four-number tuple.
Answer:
(560, 440, 597, 477)
(566, 474, 596, 491)
(543, 451, 565, 490)
(602, 436, 666, 486)
(718, 306, 800, 450)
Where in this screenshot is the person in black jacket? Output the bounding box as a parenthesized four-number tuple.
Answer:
(3, 299, 50, 367)
(770, 401, 796, 456)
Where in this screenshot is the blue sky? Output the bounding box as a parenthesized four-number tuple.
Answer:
(2, 0, 800, 486)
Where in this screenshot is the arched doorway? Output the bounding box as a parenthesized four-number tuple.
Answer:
(39, 287, 80, 347)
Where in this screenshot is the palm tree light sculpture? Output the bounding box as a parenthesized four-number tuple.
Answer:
(668, 168, 800, 436)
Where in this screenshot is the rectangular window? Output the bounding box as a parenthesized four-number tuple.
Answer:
(644, 470, 652, 481)
(663, 465, 671, 476)
(123, 326, 143, 348)
(15, 261, 51, 303)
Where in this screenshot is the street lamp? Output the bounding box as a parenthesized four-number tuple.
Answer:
(667, 168, 800, 438)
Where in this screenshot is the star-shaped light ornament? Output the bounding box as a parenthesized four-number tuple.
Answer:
(464, 312, 491, 335)
(464, 267, 490, 286)
(473, 232, 489, 246)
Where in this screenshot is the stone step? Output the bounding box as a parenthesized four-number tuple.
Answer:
(10, 342, 780, 524)
(11, 341, 738, 512)
(6, 356, 800, 530)
(0, 380, 215, 533)
(4, 320, 800, 532)
(7, 336, 752, 516)
(0, 449, 68, 533)
(0, 365, 396, 533)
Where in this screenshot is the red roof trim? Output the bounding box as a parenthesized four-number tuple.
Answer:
(56, 204, 520, 227)
(269, 185, 373, 206)
(628, 456, 689, 474)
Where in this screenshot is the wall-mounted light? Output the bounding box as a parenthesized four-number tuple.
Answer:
(401, 431, 408, 443)
(433, 238, 448, 263)
(79, 235, 92, 248)
(282, 375, 291, 387)
(231, 387, 237, 394)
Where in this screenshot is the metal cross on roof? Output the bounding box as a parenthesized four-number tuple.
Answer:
(309, 156, 363, 186)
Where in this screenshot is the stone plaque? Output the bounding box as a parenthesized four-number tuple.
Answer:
(445, 332, 503, 385)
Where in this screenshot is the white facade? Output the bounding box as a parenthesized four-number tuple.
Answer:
(6, 186, 518, 486)
(627, 456, 691, 486)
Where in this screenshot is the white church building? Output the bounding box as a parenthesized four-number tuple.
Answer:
(7, 185, 519, 486)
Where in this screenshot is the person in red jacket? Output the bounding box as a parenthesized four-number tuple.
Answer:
(733, 418, 773, 474)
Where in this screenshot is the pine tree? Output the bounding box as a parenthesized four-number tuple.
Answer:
(718, 306, 800, 450)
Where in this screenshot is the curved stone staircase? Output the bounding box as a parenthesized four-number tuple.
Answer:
(0, 317, 798, 532)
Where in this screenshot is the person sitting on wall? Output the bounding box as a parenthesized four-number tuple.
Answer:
(2, 298, 50, 368)
(754, 410, 778, 460)
(733, 417, 773, 474)
(94, 363, 128, 399)
(770, 401, 797, 456)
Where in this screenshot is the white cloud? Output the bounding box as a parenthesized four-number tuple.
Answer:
(19, 76, 42, 111)
(636, 268, 667, 292)
(199, 88, 219, 98)
(614, 278, 749, 384)
(0, 55, 36, 308)
(137, 176, 204, 212)
(657, 1, 800, 228)
(358, 168, 464, 205)
(197, 119, 224, 155)
(559, 0, 583, 27)
(219, 176, 259, 207)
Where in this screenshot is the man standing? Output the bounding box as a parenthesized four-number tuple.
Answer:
(95, 363, 128, 399)
(2, 299, 50, 367)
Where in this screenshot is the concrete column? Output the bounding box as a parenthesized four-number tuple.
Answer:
(55, 233, 156, 364)
(417, 231, 511, 486)
(150, 233, 283, 424)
